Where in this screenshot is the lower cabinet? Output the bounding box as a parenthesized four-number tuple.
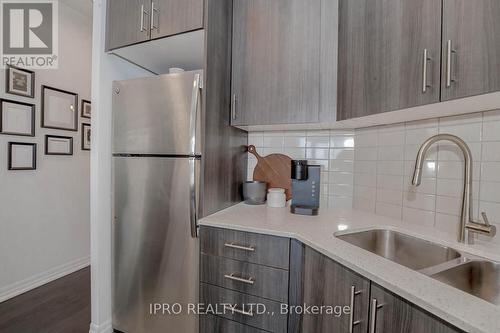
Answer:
(369, 284, 462, 333)
(199, 226, 463, 333)
(296, 245, 371, 333)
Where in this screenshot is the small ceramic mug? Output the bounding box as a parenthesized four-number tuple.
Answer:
(267, 188, 286, 208)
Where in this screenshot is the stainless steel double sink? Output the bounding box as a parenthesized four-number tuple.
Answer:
(336, 229, 500, 305)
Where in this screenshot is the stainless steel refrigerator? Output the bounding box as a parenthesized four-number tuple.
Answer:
(112, 70, 203, 333)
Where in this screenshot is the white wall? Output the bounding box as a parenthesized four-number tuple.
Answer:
(90, 1, 153, 332)
(0, 3, 92, 301)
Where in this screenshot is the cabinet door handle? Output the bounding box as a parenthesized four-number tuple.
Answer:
(224, 273, 255, 285)
(422, 49, 432, 93)
(150, 2, 159, 31)
(446, 40, 456, 88)
(349, 285, 362, 333)
(369, 298, 384, 333)
(231, 94, 237, 120)
(139, 5, 149, 32)
(224, 242, 255, 252)
(223, 304, 254, 317)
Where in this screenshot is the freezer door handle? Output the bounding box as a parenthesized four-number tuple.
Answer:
(189, 157, 199, 238)
(189, 74, 202, 155)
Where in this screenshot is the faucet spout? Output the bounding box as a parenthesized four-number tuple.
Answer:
(411, 134, 494, 244)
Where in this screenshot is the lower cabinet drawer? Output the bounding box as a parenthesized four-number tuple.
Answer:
(199, 226, 290, 269)
(200, 314, 268, 333)
(200, 254, 289, 303)
(200, 283, 287, 333)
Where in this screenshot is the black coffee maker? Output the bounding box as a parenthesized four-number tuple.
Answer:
(290, 160, 320, 216)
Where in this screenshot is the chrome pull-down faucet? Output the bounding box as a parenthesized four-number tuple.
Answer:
(412, 134, 496, 244)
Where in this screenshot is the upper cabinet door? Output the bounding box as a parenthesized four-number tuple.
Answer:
(106, 0, 151, 51)
(441, 0, 500, 101)
(150, 0, 204, 40)
(231, 0, 321, 126)
(337, 0, 442, 120)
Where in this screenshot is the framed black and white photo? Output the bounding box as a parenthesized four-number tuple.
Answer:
(81, 123, 91, 151)
(41, 85, 78, 131)
(45, 135, 73, 156)
(6, 65, 35, 98)
(81, 99, 91, 119)
(8, 142, 37, 170)
(0, 99, 35, 137)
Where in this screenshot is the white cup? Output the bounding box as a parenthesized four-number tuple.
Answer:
(267, 188, 286, 208)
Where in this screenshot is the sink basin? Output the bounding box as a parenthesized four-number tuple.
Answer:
(431, 261, 500, 305)
(336, 229, 461, 270)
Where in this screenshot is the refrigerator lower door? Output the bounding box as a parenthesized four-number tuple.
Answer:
(113, 156, 199, 333)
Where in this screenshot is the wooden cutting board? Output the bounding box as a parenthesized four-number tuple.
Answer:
(248, 145, 292, 200)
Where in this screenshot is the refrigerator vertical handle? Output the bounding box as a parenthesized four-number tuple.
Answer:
(189, 157, 199, 238)
(189, 73, 202, 155)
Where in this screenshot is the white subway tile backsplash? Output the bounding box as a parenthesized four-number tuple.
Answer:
(377, 174, 404, 191)
(481, 162, 500, 182)
(402, 207, 435, 227)
(377, 188, 403, 205)
(439, 122, 483, 142)
(354, 147, 378, 161)
(263, 136, 284, 148)
(379, 131, 405, 146)
(378, 145, 404, 161)
(405, 127, 438, 145)
(403, 192, 436, 211)
(482, 142, 500, 161)
(306, 136, 330, 148)
(284, 136, 306, 147)
(306, 148, 329, 160)
(376, 202, 402, 219)
(330, 172, 354, 185)
(330, 148, 354, 160)
(376, 161, 404, 176)
(329, 196, 354, 210)
(482, 121, 500, 141)
(330, 136, 355, 148)
(246, 109, 499, 241)
(480, 182, 500, 203)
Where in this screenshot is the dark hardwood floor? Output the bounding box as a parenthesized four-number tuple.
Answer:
(0, 267, 91, 333)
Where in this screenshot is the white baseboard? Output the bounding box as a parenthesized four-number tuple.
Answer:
(0, 255, 90, 303)
(89, 320, 112, 333)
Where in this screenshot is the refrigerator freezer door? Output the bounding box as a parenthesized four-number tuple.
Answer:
(113, 156, 200, 333)
(112, 70, 202, 155)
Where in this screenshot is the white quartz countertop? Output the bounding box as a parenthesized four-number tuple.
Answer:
(199, 203, 500, 333)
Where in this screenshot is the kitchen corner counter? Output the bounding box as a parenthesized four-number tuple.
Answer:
(199, 203, 500, 333)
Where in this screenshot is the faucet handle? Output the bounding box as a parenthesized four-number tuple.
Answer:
(481, 212, 491, 226)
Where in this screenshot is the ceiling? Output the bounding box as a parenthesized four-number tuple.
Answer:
(62, 0, 93, 17)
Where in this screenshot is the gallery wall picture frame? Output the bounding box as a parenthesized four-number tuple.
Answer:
(0, 99, 36, 137)
(81, 99, 91, 119)
(45, 135, 74, 156)
(8, 142, 37, 170)
(81, 123, 91, 151)
(41, 85, 78, 131)
(5, 65, 35, 98)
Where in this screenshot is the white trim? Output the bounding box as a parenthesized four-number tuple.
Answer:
(89, 320, 112, 333)
(0, 256, 90, 303)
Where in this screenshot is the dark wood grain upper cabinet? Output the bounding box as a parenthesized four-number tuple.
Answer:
(297, 246, 371, 333)
(150, 0, 204, 40)
(369, 284, 463, 333)
(441, 0, 500, 101)
(231, 0, 321, 126)
(337, 0, 442, 120)
(106, 0, 151, 51)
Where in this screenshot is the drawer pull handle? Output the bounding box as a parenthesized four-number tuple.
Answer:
(224, 242, 255, 252)
(224, 273, 255, 285)
(349, 285, 363, 332)
(223, 304, 254, 317)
